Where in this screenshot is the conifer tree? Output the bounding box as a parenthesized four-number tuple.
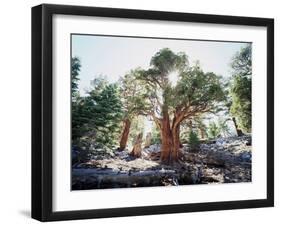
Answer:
(230, 44, 252, 133)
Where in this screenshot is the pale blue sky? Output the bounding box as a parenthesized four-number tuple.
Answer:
(72, 34, 248, 96)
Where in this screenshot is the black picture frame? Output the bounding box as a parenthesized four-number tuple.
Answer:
(32, 3, 274, 222)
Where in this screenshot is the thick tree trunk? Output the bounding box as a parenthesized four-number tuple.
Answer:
(119, 118, 131, 151)
(232, 117, 244, 137)
(130, 133, 143, 158)
(160, 110, 180, 164)
(160, 111, 173, 163)
(171, 125, 180, 161)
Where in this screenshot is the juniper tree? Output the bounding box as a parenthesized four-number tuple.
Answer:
(136, 48, 224, 164)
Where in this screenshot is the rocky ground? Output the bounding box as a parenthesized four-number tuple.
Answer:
(72, 135, 252, 190)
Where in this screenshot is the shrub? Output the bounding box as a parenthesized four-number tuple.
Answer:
(189, 131, 200, 151)
(207, 122, 221, 139)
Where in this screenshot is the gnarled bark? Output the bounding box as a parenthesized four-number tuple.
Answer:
(130, 132, 143, 158)
(160, 109, 182, 164)
(160, 111, 173, 163)
(119, 118, 131, 151)
(171, 125, 180, 161)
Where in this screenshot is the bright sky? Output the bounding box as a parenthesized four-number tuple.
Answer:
(72, 34, 247, 96)
(72, 35, 248, 136)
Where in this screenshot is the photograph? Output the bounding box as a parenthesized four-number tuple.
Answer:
(29, 3, 274, 221)
(71, 34, 252, 190)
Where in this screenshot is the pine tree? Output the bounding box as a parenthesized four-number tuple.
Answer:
(189, 131, 200, 151)
(207, 122, 221, 139)
(72, 76, 123, 149)
(86, 79, 123, 148)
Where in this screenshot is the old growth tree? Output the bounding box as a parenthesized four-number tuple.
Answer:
(136, 48, 224, 163)
(118, 70, 147, 150)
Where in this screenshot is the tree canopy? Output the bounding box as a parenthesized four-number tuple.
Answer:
(71, 57, 81, 98)
(72, 74, 123, 148)
(135, 48, 225, 163)
(71, 45, 251, 164)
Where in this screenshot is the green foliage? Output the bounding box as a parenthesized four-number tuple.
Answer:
(136, 49, 224, 120)
(72, 76, 123, 149)
(180, 116, 207, 142)
(71, 48, 233, 158)
(119, 69, 149, 120)
(174, 64, 225, 110)
(71, 57, 81, 98)
(150, 48, 188, 75)
(231, 45, 252, 77)
(230, 44, 252, 133)
(207, 122, 221, 139)
(88, 81, 123, 147)
(135, 48, 190, 112)
(72, 96, 92, 141)
(188, 131, 200, 151)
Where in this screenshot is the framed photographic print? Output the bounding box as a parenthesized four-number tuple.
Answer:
(32, 4, 274, 221)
